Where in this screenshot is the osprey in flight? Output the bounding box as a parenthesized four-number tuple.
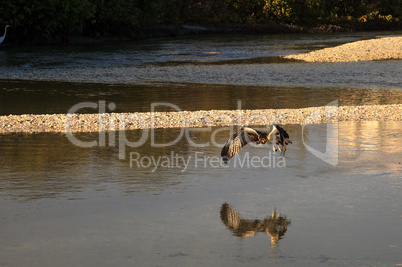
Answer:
(221, 124, 292, 163)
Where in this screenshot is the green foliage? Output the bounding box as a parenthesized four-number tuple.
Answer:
(0, 0, 94, 42)
(180, 1, 228, 23)
(227, 0, 266, 23)
(264, 0, 294, 22)
(0, 0, 400, 43)
(263, 0, 327, 23)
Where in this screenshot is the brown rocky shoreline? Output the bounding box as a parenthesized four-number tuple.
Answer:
(0, 104, 400, 134)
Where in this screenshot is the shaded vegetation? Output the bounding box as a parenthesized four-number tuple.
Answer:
(1, 0, 401, 44)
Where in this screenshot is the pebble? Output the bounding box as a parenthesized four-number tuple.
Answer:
(284, 36, 402, 62)
(0, 104, 400, 134)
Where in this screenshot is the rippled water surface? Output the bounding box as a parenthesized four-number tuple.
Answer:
(1, 80, 402, 115)
(0, 32, 402, 266)
(1, 31, 401, 116)
(1, 122, 401, 266)
(1, 31, 402, 88)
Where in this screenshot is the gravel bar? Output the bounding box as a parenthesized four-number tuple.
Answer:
(284, 36, 402, 62)
(0, 104, 401, 134)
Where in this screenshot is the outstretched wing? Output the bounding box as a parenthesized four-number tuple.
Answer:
(221, 126, 261, 163)
(273, 124, 291, 144)
(271, 124, 292, 155)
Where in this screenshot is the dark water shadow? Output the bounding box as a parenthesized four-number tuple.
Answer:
(150, 56, 299, 67)
(1, 80, 401, 115)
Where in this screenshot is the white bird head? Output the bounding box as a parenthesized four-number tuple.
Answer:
(0, 25, 11, 44)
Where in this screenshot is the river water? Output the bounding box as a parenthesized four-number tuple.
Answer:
(0, 31, 401, 266)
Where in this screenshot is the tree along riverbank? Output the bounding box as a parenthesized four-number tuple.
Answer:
(1, 0, 401, 45)
(2, 21, 402, 46)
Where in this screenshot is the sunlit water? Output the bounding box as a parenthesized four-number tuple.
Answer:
(0, 122, 401, 266)
(0, 31, 401, 266)
(1, 31, 402, 88)
(0, 31, 401, 116)
(1, 80, 401, 115)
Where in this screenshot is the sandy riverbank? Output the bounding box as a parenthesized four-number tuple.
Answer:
(0, 104, 400, 134)
(284, 36, 402, 62)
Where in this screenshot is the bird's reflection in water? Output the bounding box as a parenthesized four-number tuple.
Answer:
(220, 203, 291, 247)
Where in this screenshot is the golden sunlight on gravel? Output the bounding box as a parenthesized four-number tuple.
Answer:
(284, 36, 402, 62)
(0, 104, 401, 133)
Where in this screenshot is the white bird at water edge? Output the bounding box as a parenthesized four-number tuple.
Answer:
(0, 25, 10, 44)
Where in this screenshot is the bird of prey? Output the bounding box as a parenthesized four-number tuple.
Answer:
(221, 124, 292, 163)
